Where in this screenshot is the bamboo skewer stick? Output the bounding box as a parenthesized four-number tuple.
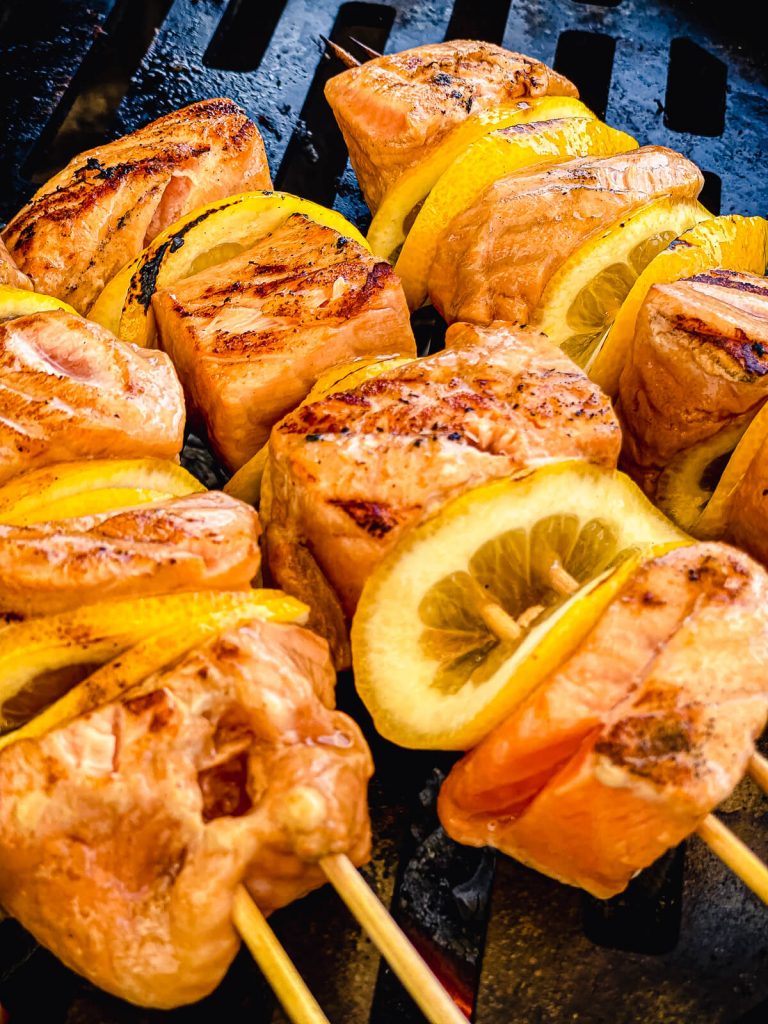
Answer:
(696, 815, 768, 905)
(320, 36, 361, 68)
(232, 886, 331, 1024)
(748, 751, 768, 793)
(320, 854, 467, 1024)
(347, 36, 383, 61)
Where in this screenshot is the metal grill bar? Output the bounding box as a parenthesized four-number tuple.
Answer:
(1, 1, 768, 1021)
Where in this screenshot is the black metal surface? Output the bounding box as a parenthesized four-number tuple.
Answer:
(1, 1, 768, 1022)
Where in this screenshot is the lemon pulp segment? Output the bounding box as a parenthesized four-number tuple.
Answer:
(0, 285, 78, 323)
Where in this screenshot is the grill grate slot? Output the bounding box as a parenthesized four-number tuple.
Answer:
(276, 3, 395, 206)
(664, 36, 727, 136)
(444, 0, 511, 45)
(553, 29, 616, 121)
(21, 0, 174, 186)
(701, 169, 723, 214)
(204, 0, 287, 72)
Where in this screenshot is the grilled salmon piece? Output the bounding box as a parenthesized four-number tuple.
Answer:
(428, 146, 703, 324)
(3, 99, 271, 313)
(325, 40, 578, 211)
(440, 543, 768, 898)
(0, 310, 185, 485)
(0, 618, 372, 1008)
(262, 321, 620, 662)
(0, 237, 31, 290)
(0, 491, 261, 618)
(152, 213, 415, 471)
(619, 270, 768, 494)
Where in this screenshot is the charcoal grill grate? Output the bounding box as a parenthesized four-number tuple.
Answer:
(1, 2, 768, 1022)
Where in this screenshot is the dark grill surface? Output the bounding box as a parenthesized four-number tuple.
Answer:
(1, 2, 768, 1022)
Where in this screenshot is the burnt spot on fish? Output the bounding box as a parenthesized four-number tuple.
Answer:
(689, 269, 768, 297)
(329, 499, 400, 538)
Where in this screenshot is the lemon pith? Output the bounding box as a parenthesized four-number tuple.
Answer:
(352, 461, 687, 751)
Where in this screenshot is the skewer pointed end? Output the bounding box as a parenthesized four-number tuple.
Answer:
(320, 35, 361, 68)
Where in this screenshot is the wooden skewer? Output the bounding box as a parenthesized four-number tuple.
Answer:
(320, 35, 361, 68)
(320, 854, 467, 1024)
(748, 751, 768, 793)
(696, 815, 768, 905)
(232, 886, 331, 1024)
(347, 36, 383, 61)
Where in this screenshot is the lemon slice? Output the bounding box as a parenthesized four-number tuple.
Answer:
(0, 591, 308, 752)
(89, 190, 369, 347)
(534, 198, 710, 367)
(225, 354, 414, 505)
(352, 461, 686, 750)
(588, 215, 768, 394)
(0, 589, 308, 734)
(395, 117, 637, 309)
(654, 421, 752, 531)
(691, 402, 768, 538)
(367, 96, 596, 264)
(0, 458, 204, 526)
(0, 285, 78, 323)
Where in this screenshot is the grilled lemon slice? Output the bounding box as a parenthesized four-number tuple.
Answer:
(588, 215, 768, 394)
(534, 198, 709, 366)
(225, 354, 414, 505)
(0, 285, 78, 323)
(691, 402, 768, 538)
(0, 591, 308, 752)
(0, 458, 204, 526)
(352, 461, 686, 750)
(395, 117, 636, 309)
(0, 589, 308, 734)
(654, 422, 752, 531)
(367, 96, 596, 264)
(89, 191, 369, 346)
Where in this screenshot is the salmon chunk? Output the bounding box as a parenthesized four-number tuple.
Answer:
(0, 237, 31, 290)
(0, 491, 261, 617)
(723, 431, 768, 564)
(440, 543, 768, 898)
(619, 270, 768, 495)
(428, 146, 703, 324)
(0, 310, 185, 485)
(3, 99, 271, 313)
(152, 213, 415, 471)
(262, 321, 620, 663)
(0, 618, 372, 1008)
(325, 40, 578, 211)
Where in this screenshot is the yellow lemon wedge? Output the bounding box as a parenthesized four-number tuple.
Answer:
(89, 190, 369, 347)
(0, 458, 204, 526)
(367, 96, 597, 264)
(396, 117, 637, 309)
(0, 589, 308, 735)
(225, 354, 415, 505)
(534, 198, 710, 366)
(0, 589, 308, 751)
(588, 215, 768, 394)
(691, 401, 768, 538)
(351, 461, 687, 751)
(0, 285, 78, 323)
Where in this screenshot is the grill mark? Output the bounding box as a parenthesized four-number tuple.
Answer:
(672, 314, 768, 375)
(328, 499, 401, 538)
(688, 270, 768, 296)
